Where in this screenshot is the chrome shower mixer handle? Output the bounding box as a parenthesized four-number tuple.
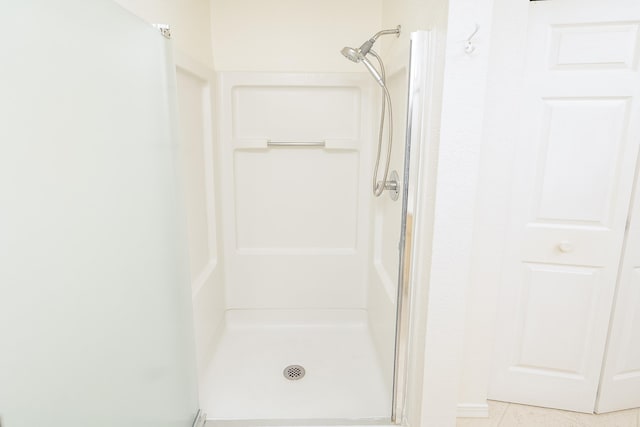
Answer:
(376, 170, 400, 201)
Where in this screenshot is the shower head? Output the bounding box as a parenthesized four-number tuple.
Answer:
(340, 25, 401, 85)
(341, 25, 401, 61)
(341, 46, 384, 86)
(341, 46, 362, 63)
(341, 46, 385, 87)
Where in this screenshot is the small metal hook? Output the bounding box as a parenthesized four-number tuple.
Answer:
(465, 24, 479, 54)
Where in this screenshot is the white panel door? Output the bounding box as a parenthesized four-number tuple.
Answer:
(489, 0, 640, 412)
(218, 73, 374, 309)
(597, 165, 640, 413)
(0, 1, 200, 426)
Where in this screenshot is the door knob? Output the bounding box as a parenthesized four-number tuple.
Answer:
(558, 240, 573, 253)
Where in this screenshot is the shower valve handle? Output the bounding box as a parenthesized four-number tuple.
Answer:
(380, 180, 399, 191)
(377, 170, 400, 201)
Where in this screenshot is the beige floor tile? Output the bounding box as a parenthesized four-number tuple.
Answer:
(495, 403, 638, 427)
(498, 403, 584, 427)
(574, 408, 637, 427)
(490, 401, 511, 420)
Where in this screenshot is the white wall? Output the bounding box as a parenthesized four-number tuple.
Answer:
(380, 0, 443, 66)
(455, 0, 534, 416)
(209, 0, 382, 72)
(112, 0, 214, 68)
(411, 0, 495, 423)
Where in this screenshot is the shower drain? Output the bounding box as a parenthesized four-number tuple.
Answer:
(283, 364, 306, 381)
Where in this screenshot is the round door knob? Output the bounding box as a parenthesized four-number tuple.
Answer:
(558, 240, 573, 253)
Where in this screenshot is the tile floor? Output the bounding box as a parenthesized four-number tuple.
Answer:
(457, 400, 640, 427)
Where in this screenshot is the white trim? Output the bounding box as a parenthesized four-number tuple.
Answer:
(456, 403, 490, 418)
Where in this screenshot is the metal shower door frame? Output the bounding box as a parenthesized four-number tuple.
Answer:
(391, 30, 435, 424)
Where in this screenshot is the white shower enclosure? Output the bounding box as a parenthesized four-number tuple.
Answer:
(0, 1, 432, 426)
(195, 71, 398, 421)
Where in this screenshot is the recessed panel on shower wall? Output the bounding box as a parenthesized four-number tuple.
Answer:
(234, 149, 359, 249)
(219, 73, 375, 309)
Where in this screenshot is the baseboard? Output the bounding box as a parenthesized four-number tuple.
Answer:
(456, 403, 489, 418)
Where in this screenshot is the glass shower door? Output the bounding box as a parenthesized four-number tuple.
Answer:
(0, 1, 199, 426)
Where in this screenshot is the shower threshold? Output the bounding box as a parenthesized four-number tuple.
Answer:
(205, 419, 394, 427)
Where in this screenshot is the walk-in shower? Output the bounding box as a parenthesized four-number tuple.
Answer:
(342, 26, 401, 199)
(2, 2, 432, 425)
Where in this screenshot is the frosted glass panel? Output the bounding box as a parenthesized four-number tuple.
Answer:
(0, 1, 198, 426)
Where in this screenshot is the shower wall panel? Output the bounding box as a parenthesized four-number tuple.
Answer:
(218, 73, 375, 309)
(175, 57, 226, 379)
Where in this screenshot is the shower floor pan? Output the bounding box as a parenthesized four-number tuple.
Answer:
(201, 309, 391, 422)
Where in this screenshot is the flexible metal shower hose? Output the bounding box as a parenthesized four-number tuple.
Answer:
(369, 49, 393, 197)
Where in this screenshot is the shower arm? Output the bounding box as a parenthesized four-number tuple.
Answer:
(359, 25, 401, 56)
(370, 25, 401, 42)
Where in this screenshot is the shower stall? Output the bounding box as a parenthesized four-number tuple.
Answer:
(0, 1, 436, 426)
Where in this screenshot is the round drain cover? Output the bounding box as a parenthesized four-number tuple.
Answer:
(283, 365, 305, 380)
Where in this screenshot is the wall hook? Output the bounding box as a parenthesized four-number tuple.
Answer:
(464, 24, 479, 54)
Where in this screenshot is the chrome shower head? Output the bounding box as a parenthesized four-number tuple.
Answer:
(341, 26, 400, 87)
(341, 46, 362, 63)
(341, 25, 401, 61)
(341, 46, 384, 86)
(341, 46, 385, 87)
